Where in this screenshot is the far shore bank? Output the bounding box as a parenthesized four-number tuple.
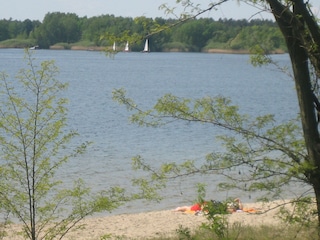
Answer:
(0, 45, 286, 54)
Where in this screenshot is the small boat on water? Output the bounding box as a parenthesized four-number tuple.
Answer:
(142, 39, 150, 53)
(29, 45, 39, 50)
(124, 41, 130, 52)
(112, 42, 116, 51)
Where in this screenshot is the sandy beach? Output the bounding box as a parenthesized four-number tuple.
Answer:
(67, 201, 286, 239)
(3, 200, 299, 240)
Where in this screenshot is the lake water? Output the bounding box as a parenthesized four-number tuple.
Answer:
(0, 49, 302, 215)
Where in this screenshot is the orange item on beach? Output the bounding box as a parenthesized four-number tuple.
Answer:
(243, 207, 259, 213)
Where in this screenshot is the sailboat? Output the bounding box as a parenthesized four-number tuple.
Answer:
(124, 41, 129, 52)
(112, 42, 116, 51)
(142, 39, 150, 53)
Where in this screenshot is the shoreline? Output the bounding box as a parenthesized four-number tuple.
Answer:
(0, 46, 286, 54)
(3, 200, 300, 240)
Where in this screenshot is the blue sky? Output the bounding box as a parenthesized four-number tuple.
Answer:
(1, 0, 319, 21)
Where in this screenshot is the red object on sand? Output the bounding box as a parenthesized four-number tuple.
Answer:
(190, 203, 202, 211)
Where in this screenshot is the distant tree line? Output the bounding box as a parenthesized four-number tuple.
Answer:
(0, 12, 286, 52)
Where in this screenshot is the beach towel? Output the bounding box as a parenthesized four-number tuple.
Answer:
(242, 207, 262, 213)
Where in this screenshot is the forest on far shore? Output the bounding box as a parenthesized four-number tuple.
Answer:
(0, 12, 286, 53)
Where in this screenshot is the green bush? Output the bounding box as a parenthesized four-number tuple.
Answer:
(162, 42, 193, 52)
(0, 39, 36, 48)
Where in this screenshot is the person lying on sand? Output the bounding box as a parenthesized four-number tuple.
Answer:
(227, 198, 243, 213)
(174, 198, 243, 214)
(174, 202, 203, 212)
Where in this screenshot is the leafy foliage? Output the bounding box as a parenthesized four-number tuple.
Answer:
(0, 50, 134, 240)
(278, 197, 317, 227)
(33, 12, 82, 48)
(113, 88, 309, 202)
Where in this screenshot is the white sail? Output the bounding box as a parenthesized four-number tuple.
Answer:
(124, 41, 129, 52)
(143, 39, 149, 52)
(112, 42, 116, 51)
